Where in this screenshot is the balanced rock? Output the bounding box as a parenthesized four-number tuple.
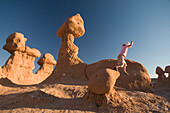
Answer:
(42, 14, 87, 85)
(88, 68, 120, 94)
(86, 59, 151, 92)
(2, 32, 56, 85)
(57, 13, 85, 38)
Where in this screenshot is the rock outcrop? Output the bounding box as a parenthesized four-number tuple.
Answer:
(86, 59, 151, 92)
(42, 13, 87, 85)
(1, 32, 56, 85)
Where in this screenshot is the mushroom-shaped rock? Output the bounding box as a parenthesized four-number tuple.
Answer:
(165, 66, 170, 73)
(25, 46, 41, 58)
(88, 68, 120, 94)
(3, 32, 27, 53)
(38, 53, 56, 66)
(56, 13, 85, 38)
(42, 14, 87, 85)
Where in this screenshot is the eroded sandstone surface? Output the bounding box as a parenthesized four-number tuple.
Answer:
(1, 32, 56, 85)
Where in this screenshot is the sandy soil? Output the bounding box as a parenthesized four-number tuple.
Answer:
(0, 78, 169, 113)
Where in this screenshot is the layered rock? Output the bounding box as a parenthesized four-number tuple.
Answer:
(86, 59, 151, 92)
(42, 14, 87, 85)
(1, 32, 56, 85)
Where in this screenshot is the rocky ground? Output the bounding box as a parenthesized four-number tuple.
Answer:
(0, 79, 169, 113)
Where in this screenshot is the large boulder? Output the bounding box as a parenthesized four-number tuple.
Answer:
(88, 68, 120, 94)
(86, 59, 151, 92)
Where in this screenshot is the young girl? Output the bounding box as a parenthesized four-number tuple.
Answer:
(115, 41, 133, 75)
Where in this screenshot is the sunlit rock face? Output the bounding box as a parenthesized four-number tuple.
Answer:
(1, 32, 56, 85)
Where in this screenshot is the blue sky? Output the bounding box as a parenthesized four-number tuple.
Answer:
(0, 0, 170, 78)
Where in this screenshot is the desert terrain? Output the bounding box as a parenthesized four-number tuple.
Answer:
(0, 14, 169, 113)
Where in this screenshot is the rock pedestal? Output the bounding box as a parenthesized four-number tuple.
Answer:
(43, 14, 87, 85)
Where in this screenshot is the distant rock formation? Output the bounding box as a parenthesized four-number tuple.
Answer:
(86, 59, 151, 92)
(155, 66, 167, 81)
(1, 32, 56, 85)
(153, 65, 170, 88)
(42, 13, 87, 84)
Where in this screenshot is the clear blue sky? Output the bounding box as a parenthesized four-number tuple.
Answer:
(0, 0, 170, 78)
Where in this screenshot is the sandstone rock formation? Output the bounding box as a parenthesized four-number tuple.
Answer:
(86, 59, 151, 92)
(36, 53, 57, 76)
(42, 14, 87, 85)
(153, 66, 170, 88)
(155, 66, 166, 81)
(1, 32, 56, 85)
(88, 68, 120, 94)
